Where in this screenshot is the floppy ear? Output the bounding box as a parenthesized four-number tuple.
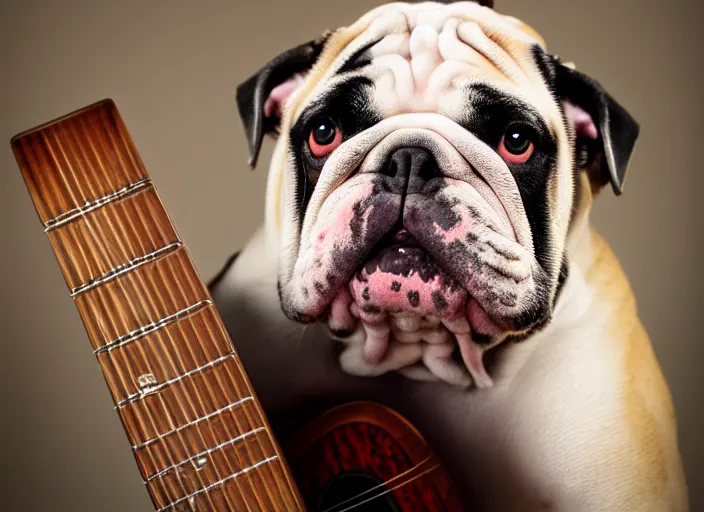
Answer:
(236, 32, 331, 168)
(554, 63, 640, 195)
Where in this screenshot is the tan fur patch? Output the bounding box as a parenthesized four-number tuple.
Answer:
(502, 15, 548, 49)
(586, 230, 687, 509)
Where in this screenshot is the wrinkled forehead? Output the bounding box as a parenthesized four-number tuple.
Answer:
(358, 1, 547, 53)
(290, 2, 558, 124)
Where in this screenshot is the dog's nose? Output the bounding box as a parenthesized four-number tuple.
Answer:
(383, 147, 440, 194)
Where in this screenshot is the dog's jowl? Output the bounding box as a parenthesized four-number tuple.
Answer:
(213, 2, 689, 510)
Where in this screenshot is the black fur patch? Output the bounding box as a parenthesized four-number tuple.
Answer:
(552, 254, 570, 308)
(531, 45, 557, 93)
(459, 83, 559, 276)
(337, 37, 383, 74)
(289, 76, 382, 222)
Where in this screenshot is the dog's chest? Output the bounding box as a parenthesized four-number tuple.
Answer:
(220, 306, 619, 510)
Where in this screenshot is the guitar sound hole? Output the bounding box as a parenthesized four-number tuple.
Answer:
(316, 471, 401, 511)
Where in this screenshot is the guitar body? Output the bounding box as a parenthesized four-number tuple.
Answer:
(287, 402, 463, 512)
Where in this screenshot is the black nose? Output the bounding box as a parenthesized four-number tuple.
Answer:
(383, 147, 440, 194)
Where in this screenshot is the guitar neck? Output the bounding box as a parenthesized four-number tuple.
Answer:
(12, 100, 304, 511)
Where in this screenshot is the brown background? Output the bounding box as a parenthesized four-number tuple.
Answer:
(0, 0, 700, 510)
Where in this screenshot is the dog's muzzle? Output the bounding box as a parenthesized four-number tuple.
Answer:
(277, 114, 551, 386)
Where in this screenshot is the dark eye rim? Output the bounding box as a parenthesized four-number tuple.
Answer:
(502, 121, 535, 155)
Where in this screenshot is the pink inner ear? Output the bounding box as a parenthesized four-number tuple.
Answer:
(263, 73, 306, 120)
(563, 100, 598, 140)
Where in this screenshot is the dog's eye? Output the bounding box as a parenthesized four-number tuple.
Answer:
(499, 123, 534, 164)
(308, 118, 342, 158)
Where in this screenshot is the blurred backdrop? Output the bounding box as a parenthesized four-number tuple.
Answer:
(0, 0, 701, 509)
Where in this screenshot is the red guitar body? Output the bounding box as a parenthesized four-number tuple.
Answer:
(285, 402, 464, 512)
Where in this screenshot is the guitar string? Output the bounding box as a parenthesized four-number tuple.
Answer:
(334, 462, 442, 512)
(35, 128, 179, 508)
(37, 126, 187, 506)
(58, 118, 215, 509)
(320, 454, 435, 512)
(86, 114, 241, 510)
(104, 113, 274, 510)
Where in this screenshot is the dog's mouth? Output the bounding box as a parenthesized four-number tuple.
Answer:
(350, 228, 467, 320)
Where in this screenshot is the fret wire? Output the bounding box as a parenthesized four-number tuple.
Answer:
(62, 119, 187, 506)
(207, 320, 282, 509)
(153, 238, 279, 508)
(34, 119, 175, 507)
(94, 108, 269, 508)
(70, 241, 182, 297)
(132, 396, 254, 451)
(115, 352, 237, 408)
(45, 132, 107, 293)
(157, 456, 280, 512)
(155, 245, 271, 508)
(95, 300, 211, 356)
(43, 178, 151, 232)
(46, 128, 85, 216)
(146, 427, 267, 484)
(95, 171, 232, 510)
(22, 108, 206, 508)
(71, 117, 200, 507)
(129, 201, 251, 511)
(95, 175, 247, 510)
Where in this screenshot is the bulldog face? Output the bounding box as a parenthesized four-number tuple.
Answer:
(236, 1, 638, 387)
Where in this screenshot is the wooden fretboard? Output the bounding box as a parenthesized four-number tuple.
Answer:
(11, 100, 304, 511)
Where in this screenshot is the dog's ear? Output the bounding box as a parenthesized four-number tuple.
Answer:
(554, 62, 640, 195)
(236, 32, 331, 168)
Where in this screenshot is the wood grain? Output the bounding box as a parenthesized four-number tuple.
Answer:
(11, 99, 305, 511)
(285, 401, 465, 512)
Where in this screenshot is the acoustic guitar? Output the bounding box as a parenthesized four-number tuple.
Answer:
(11, 100, 464, 511)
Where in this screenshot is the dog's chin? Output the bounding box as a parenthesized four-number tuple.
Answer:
(315, 226, 532, 385)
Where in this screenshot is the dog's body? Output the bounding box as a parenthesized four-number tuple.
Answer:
(210, 2, 688, 509)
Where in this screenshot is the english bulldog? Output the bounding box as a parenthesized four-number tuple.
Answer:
(210, 1, 689, 509)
